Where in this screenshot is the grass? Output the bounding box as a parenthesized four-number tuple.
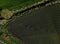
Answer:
(0, 0, 42, 10)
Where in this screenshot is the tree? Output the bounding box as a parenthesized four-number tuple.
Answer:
(1, 9, 13, 19)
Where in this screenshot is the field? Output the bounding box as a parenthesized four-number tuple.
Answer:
(7, 3, 60, 44)
(0, 0, 60, 44)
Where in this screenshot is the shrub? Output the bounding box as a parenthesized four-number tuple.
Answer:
(1, 9, 13, 19)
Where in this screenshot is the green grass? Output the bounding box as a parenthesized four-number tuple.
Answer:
(0, 0, 42, 10)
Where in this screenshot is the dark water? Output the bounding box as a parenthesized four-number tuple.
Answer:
(7, 4, 60, 44)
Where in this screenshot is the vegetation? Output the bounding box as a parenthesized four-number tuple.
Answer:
(0, 0, 42, 10)
(1, 9, 13, 19)
(0, 25, 23, 44)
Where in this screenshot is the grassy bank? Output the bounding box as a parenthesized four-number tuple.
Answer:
(0, 0, 42, 10)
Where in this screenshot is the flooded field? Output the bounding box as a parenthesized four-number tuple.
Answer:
(7, 4, 60, 44)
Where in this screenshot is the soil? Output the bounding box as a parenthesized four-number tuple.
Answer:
(7, 4, 60, 44)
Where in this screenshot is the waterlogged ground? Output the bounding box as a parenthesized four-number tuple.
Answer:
(7, 4, 60, 44)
